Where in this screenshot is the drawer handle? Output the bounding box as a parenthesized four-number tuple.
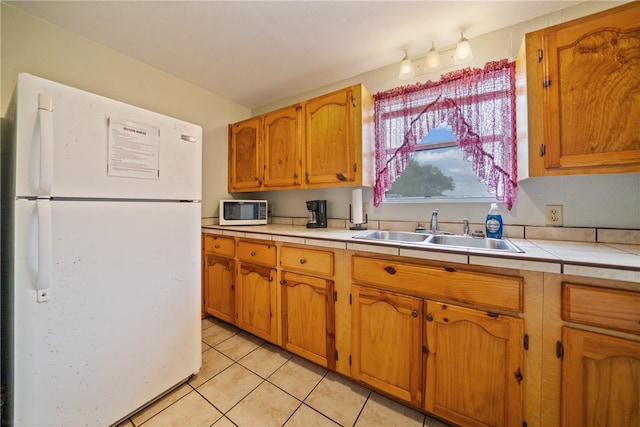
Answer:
(299, 258, 306, 264)
(384, 266, 397, 275)
(251, 251, 257, 256)
(445, 267, 455, 273)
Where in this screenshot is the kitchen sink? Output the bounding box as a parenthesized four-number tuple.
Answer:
(352, 230, 524, 253)
(352, 230, 430, 243)
(425, 234, 524, 252)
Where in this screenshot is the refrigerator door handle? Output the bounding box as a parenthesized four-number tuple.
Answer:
(36, 199, 52, 302)
(38, 94, 54, 197)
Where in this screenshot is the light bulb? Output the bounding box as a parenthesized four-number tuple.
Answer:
(398, 51, 415, 80)
(453, 32, 473, 65)
(425, 42, 441, 69)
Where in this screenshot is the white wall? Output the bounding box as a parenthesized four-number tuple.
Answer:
(3, 2, 637, 229)
(1, 4, 250, 216)
(254, 1, 639, 229)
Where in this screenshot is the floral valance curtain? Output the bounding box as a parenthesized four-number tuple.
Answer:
(373, 59, 517, 209)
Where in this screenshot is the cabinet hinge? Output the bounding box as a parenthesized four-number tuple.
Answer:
(351, 96, 356, 108)
(334, 291, 338, 302)
(556, 341, 564, 359)
(537, 49, 543, 63)
(353, 163, 357, 172)
(349, 293, 352, 305)
(543, 78, 551, 88)
(523, 334, 529, 350)
(349, 354, 352, 366)
(335, 350, 338, 361)
(539, 144, 546, 157)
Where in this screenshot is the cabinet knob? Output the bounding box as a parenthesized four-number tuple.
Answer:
(214, 244, 220, 249)
(426, 314, 434, 322)
(514, 367, 523, 383)
(384, 266, 397, 275)
(412, 310, 418, 318)
(293, 173, 298, 178)
(250, 251, 256, 256)
(299, 258, 306, 264)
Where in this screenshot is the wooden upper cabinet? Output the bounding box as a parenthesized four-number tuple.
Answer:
(228, 84, 374, 192)
(228, 117, 262, 191)
(516, 1, 640, 178)
(263, 105, 303, 188)
(305, 88, 356, 185)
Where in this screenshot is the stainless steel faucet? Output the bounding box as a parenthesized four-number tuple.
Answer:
(430, 209, 439, 234)
(463, 218, 470, 236)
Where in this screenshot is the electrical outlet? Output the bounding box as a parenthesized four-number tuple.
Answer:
(545, 205, 563, 226)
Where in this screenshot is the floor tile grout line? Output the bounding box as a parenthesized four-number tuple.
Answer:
(349, 388, 372, 427)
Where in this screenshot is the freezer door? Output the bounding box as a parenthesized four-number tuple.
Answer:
(14, 73, 201, 200)
(12, 199, 201, 426)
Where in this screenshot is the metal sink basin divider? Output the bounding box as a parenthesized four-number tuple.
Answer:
(352, 230, 524, 253)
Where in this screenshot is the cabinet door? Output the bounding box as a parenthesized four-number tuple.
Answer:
(263, 105, 302, 188)
(561, 327, 640, 427)
(351, 285, 423, 406)
(281, 271, 335, 369)
(424, 301, 524, 427)
(236, 262, 277, 343)
(304, 88, 356, 185)
(228, 117, 262, 191)
(540, 3, 640, 172)
(203, 254, 235, 324)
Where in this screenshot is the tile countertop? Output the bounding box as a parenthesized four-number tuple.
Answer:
(201, 224, 640, 284)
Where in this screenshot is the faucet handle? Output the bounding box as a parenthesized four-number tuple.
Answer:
(462, 218, 470, 236)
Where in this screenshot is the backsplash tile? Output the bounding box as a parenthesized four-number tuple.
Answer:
(598, 228, 640, 245)
(525, 226, 596, 242)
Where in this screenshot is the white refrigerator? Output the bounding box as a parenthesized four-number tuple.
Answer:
(1, 73, 202, 426)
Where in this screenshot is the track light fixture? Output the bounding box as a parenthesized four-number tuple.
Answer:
(397, 31, 473, 79)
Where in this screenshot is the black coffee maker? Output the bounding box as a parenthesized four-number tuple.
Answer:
(306, 200, 327, 228)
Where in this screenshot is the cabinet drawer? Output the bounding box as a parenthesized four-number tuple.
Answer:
(203, 235, 235, 257)
(281, 246, 334, 276)
(352, 256, 523, 312)
(237, 240, 276, 267)
(562, 283, 640, 335)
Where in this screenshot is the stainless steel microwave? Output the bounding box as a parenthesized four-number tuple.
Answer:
(219, 199, 268, 225)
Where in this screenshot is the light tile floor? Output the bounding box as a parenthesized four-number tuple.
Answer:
(117, 317, 451, 427)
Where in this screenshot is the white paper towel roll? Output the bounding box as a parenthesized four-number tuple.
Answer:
(352, 188, 363, 224)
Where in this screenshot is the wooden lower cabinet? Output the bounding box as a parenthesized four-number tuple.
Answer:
(236, 262, 277, 343)
(351, 285, 424, 406)
(561, 327, 640, 427)
(424, 301, 524, 427)
(280, 270, 335, 369)
(203, 254, 235, 324)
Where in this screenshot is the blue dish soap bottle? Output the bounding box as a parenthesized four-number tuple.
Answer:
(485, 203, 503, 239)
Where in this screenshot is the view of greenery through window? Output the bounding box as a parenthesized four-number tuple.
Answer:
(385, 124, 496, 201)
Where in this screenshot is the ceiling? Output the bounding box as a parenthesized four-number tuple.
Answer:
(8, 0, 584, 109)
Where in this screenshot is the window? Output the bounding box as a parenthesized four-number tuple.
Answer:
(384, 124, 496, 201)
(373, 60, 517, 209)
